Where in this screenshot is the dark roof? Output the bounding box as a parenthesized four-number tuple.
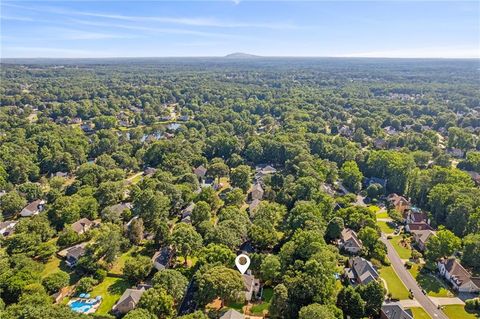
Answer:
(66, 245, 86, 260)
(350, 256, 379, 284)
(381, 303, 413, 319)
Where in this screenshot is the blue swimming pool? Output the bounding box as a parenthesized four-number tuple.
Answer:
(69, 299, 96, 313)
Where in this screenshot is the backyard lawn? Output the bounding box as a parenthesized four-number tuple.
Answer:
(379, 266, 410, 300)
(389, 236, 412, 259)
(89, 276, 131, 315)
(443, 305, 480, 319)
(377, 221, 395, 234)
(250, 287, 274, 315)
(407, 307, 431, 319)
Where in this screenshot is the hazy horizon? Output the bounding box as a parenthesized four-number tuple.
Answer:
(1, 1, 479, 59)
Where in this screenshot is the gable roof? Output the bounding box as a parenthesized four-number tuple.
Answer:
(220, 309, 244, 319)
(194, 165, 207, 177)
(350, 256, 379, 284)
(407, 222, 433, 231)
(115, 288, 145, 308)
(411, 229, 435, 245)
(20, 199, 45, 217)
(71, 218, 94, 233)
(381, 303, 413, 319)
(340, 228, 362, 249)
(442, 258, 479, 289)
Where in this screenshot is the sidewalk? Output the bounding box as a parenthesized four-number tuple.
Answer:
(429, 297, 465, 306)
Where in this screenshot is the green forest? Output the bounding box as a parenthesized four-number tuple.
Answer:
(0, 58, 479, 319)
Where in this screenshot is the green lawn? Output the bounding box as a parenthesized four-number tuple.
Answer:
(250, 287, 274, 315)
(376, 210, 389, 219)
(89, 276, 131, 315)
(369, 205, 381, 214)
(377, 221, 395, 234)
(225, 302, 244, 313)
(379, 266, 410, 300)
(389, 236, 412, 259)
(41, 256, 62, 278)
(443, 305, 480, 319)
(407, 307, 431, 319)
(408, 265, 453, 297)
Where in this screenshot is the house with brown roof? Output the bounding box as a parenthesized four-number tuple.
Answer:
(112, 287, 145, 314)
(338, 228, 363, 254)
(387, 194, 410, 215)
(410, 229, 435, 251)
(193, 165, 207, 181)
(71, 218, 96, 235)
(405, 222, 433, 233)
(20, 199, 45, 217)
(437, 258, 480, 293)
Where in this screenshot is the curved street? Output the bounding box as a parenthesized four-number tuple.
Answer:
(380, 234, 448, 319)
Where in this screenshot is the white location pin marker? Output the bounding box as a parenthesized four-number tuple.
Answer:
(235, 254, 251, 274)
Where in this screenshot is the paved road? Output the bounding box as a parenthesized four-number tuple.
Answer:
(380, 234, 448, 319)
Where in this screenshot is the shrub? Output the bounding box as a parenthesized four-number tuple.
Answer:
(94, 269, 107, 282)
(42, 271, 70, 294)
(465, 298, 480, 310)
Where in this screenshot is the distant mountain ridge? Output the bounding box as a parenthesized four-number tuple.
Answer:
(224, 52, 260, 59)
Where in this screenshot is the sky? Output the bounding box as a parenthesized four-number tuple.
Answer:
(1, 1, 479, 58)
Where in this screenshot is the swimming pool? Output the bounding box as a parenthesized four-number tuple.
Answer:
(69, 299, 97, 313)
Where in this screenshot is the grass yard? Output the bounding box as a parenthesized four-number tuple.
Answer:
(41, 256, 62, 278)
(250, 287, 274, 315)
(369, 205, 381, 214)
(408, 265, 453, 297)
(377, 221, 395, 234)
(389, 236, 412, 259)
(376, 210, 389, 219)
(379, 266, 410, 300)
(443, 305, 480, 319)
(407, 307, 431, 319)
(89, 276, 131, 315)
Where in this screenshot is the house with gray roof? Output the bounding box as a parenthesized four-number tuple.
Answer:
(112, 287, 145, 314)
(20, 199, 45, 217)
(381, 302, 413, 319)
(220, 309, 244, 319)
(346, 256, 379, 285)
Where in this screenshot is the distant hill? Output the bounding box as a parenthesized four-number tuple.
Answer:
(224, 52, 260, 59)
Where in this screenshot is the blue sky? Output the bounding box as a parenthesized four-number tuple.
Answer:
(1, 1, 479, 58)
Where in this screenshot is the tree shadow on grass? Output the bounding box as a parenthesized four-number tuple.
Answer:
(107, 278, 130, 295)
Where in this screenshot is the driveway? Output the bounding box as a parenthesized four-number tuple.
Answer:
(380, 234, 448, 319)
(430, 297, 465, 306)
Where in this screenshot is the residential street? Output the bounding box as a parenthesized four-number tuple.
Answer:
(380, 234, 449, 319)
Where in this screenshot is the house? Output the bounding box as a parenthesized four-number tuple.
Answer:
(250, 183, 264, 201)
(178, 115, 190, 121)
(387, 194, 410, 214)
(242, 272, 260, 301)
(438, 258, 480, 293)
(0, 220, 17, 237)
(405, 222, 433, 232)
(144, 167, 157, 177)
(51, 171, 68, 178)
(220, 309, 244, 319)
(20, 199, 45, 217)
(374, 138, 388, 150)
(346, 256, 379, 285)
(383, 126, 398, 135)
(381, 302, 413, 319)
(411, 229, 435, 251)
(405, 209, 428, 224)
(181, 203, 195, 220)
(338, 228, 363, 254)
(112, 287, 145, 314)
(248, 199, 261, 216)
(466, 171, 480, 185)
(167, 123, 181, 131)
(57, 243, 88, 267)
(80, 122, 94, 133)
(193, 165, 207, 181)
(71, 117, 83, 125)
(152, 247, 172, 271)
(254, 164, 277, 181)
(338, 125, 353, 137)
(71, 218, 95, 235)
